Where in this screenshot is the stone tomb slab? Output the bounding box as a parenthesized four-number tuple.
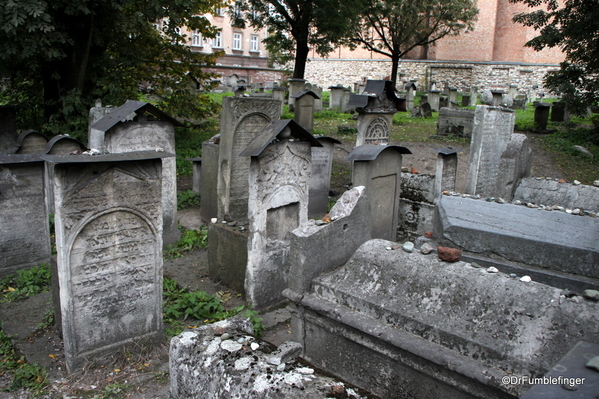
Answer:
(46, 152, 168, 372)
(0, 154, 51, 276)
(434, 195, 599, 279)
(287, 239, 599, 399)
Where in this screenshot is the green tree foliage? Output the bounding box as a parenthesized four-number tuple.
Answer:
(0, 0, 222, 140)
(510, 0, 599, 118)
(348, 0, 478, 84)
(230, 0, 362, 79)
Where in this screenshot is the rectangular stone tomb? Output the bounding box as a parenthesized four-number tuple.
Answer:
(47, 152, 168, 372)
(286, 239, 599, 399)
(0, 154, 51, 276)
(434, 195, 599, 279)
(437, 107, 474, 138)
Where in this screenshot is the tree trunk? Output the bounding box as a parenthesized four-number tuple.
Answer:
(293, 40, 310, 79)
(390, 53, 400, 86)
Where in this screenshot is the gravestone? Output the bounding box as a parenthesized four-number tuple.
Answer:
(0, 106, 18, 154)
(46, 151, 167, 372)
(199, 141, 219, 222)
(329, 85, 345, 109)
(291, 91, 319, 133)
(308, 136, 341, 219)
(16, 131, 48, 154)
(187, 157, 202, 193)
(427, 90, 441, 111)
(0, 154, 51, 276)
(88, 101, 114, 140)
(495, 133, 531, 200)
(287, 78, 307, 111)
(348, 80, 403, 146)
(551, 101, 570, 122)
(240, 120, 321, 309)
(437, 108, 475, 138)
(307, 84, 323, 112)
(508, 85, 518, 99)
(468, 86, 478, 106)
(347, 145, 411, 241)
(533, 102, 552, 130)
(433, 148, 458, 195)
(491, 90, 505, 106)
(217, 96, 281, 221)
(272, 87, 286, 115)
(340, 88, 352, 113)
(461, 95, 471, 107)
(464, 105, 515, 197)
(447, 87, 458, 105)
(43, 135, 88, 214)
(420, 102, 432, 117)
(405, 82, 417, 111)
(89, 101, 183, 247)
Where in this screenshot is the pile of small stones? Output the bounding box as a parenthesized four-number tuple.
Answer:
(442, 178, 598, 218)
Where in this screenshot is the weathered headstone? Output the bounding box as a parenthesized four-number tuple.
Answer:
(405, 82, 417, 111)
(0, 154, 51, 276)
(271, 87, 286, 115)
(287, 78, 307, 111)
(533, 102, 552, 130)
(398, 173, 436, 242)
(461, 95, 471, 107)
(89, 101, 183, 247)
(0, 106, 18, 154)
(291, 91, 319, 133)
(240, 120, 321, 309)
(199, 141, 219, 222)
(187, 157, 202, 193)
(427, 90, 441, 111)
(464, 105, 515, 196)
(348, 80, 403, 146)
(347, 145, 411, 241)
(495, 133, 531, 200)
(308, 136, 341, 219)
(447, 87, 458, 105)
(433, 148, 458, 195)
(551, 101, 570, 122)
(340, 88, 352, 113)
(217, 96, 281, 221)
(15, 131, 48, 154)
(469, 86, 478, 106)
(47, 152, 167, 372)
(491, 90, 505, 107)
(308, 84, 323, 112)
(436, 107, 474, 138)
(329, 85, 345, 109)
(420, 102, 432, 117)
(508, 85, 518, 99)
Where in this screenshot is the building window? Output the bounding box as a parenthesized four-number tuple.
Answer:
(216, 7, 225, 16)
(213, 32, 222, 48)
(233, 33, 242, 50)
(192, 30, 202, 46)
(250, 35, 259, 52)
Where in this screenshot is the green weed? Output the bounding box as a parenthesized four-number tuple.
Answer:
(0, 329, 48, 392)
(164, 227, 208, 259)
(0, 264, 51, 303)
(92, 383, 131, 399)
(177, 190, 200, 210)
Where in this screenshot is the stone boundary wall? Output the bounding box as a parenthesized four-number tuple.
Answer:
(303, 59, 559, 95)
(513, 177, 599, 213)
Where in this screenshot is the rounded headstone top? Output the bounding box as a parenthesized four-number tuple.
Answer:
(501, 95, 514, 108)
(480, 90, 493, 105)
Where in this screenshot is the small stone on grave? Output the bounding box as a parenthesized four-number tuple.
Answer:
(520, 275, 532, 282)
(582, 289, 599, 301)
(402, 242, 414, 253)
(420, 243, 434, 255)
(437, 246, 462, 262)
(486, 266, 499, 273)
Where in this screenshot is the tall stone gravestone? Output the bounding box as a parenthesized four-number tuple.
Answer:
(0, 154, 51, 276)
(469, 87, 478, 106)
(308, 136, 341, 219)
(405, 82, 417, 111)
(217, 96, 281, 221)
(200, 140, 219, 222)
(240, 120, 322, 309)
(347, 145, 411, 241)
(329, 85, 345, 109)
(47, 152, 167, 372)
(433, 148, 459, 195)
(272, 87, 286, 115)
(465, 105, 515, 196)
(287, 78, 307, 112)
(533, 102, 552, 130)
(551, 101, 570, 122)
(427, 90, 441, 111)
(291, 91, 319, 133)
(348, 80, 403, 147)
(307, 84, 323, 112)
(89, 101, 182, 247)
(0, 106, 18, 154)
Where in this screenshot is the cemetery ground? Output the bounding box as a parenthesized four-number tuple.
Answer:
(0, 100, 597, 398)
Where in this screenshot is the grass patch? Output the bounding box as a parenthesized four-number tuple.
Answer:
(0, 329, 48, 393)
(0, 264, 51, 303)
(162, 278, 263, 337)
(177, 190, 200, 210)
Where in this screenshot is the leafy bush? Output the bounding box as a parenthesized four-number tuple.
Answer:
(177, 190, 200, 210)
(164, 227, 208, 259)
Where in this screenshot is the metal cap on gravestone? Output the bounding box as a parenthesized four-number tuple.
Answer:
(291, 90, 320, 133)
(347, 145, 411, 241)
(15, 130, 49, 154)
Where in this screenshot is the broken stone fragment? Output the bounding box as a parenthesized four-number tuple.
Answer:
(402, 242, 414, 253)
(486, 266, 499, 273)
(585, 356, 599, 371)
(520, 275, 532, 283)
(420, 243, 433, 255)
(437, 246, 462, 262)
(582, 289, 599, 301)
(268, 341, 303, 366)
